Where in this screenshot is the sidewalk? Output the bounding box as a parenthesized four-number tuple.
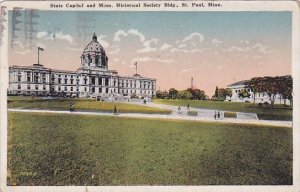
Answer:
(8, 108, 292, 128)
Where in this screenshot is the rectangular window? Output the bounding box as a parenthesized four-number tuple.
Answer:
(27, 85, 30, 90)
(71, 79, 74, 84)
(58, 79, 61, 84)
(35, 85, 38, 90)
(65, 79, 68, 84)
(71, 87, 73, 91)
(65, 86, 67, 91)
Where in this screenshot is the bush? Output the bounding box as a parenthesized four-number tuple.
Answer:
(211, 96, 225, 101)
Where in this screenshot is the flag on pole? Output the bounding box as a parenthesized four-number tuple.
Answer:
(38, 47, 44, 51)
(134, 62, 137, 74)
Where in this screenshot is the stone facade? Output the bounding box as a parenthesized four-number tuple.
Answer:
(8, 34, 156, 98)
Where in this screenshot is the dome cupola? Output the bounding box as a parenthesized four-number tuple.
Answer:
(80, 33, 108, 69)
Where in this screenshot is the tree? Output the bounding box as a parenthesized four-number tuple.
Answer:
(193, 89, 206, 100)
(156, 90, 163, 99)
(186, 88, 206, 100)
(246, 75, 293, 109)
(214, 86, 219, 97)
(246, 77, 263, 108)
(177, 90, 193, 100)
(238, 88, 251, 101)
(278, 75, 293, 107)
(169, 88, 178, 99)
(224, 88, 232, 98)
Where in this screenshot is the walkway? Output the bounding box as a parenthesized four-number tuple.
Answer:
(122, 101, 259, 120)
(8, 108, 292, 128)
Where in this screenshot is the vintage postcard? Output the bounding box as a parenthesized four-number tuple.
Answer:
(0, 1, 299, 191)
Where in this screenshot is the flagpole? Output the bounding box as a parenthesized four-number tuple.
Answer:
(38, 47, 39, 64)
(135, 63, 137, 75)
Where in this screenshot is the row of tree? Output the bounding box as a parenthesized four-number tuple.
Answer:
(245, 75, 293, 108)
(156, 88, 208, 100)
(212, 86, 232, 101)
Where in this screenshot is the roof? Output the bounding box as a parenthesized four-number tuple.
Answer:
(227, 80, 249, 87)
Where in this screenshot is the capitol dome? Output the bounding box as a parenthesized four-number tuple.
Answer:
(80, 33, 108, 69)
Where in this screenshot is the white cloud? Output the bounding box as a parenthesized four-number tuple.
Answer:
(131, 56, 174, 63)
(114, 29, 145, 42)
(252, 43, 272, 54)
(137, 38, 158, 53)
(181, 32, 204, 43)
(171, 48, 202, 53)
(37, 31, 74, 44)
(108, 46, 120, 55)
(171, 32, 204, 53)
(98, 35, 110, 48)
(240, 40, 250, 44)
(36, 31, 48, 39)
(180, 67, 197, 73)
(178, 44, 186, 48)
(159, 44, 172, 51)
(211, 38, 223, 47)
(226, 43, 272, 55)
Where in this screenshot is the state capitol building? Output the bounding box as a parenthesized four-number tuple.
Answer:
(8, 34, 156, 98)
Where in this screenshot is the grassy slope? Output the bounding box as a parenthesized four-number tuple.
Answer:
(7, 97, 171, 114)
(154, 99, 292, 121)
(8, 112, 292, 185)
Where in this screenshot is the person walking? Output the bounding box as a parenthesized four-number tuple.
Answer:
(178, 106, 181, 114)
(69, 101, 75, 112)
(187, 103, 190, 111)
(214, 111, 217, 120)
(113, 105, 117, 115)
(217, 111, 220, 119)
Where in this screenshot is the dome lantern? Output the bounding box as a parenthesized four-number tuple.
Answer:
(92, 32, 97, 42)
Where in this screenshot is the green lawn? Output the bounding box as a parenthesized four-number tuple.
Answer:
(7, 97, 171, 114)
(224, 112, 237, 118)
(8, 112, 292, 185)
(187, 111, 198, 116)
(154, 99, 292, 121)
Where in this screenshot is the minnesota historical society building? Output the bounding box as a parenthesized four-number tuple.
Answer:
(8, 34, 156, 98)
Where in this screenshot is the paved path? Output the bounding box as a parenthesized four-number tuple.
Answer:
(8, 108, 292, 128)
(122, 101, 259, 120)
